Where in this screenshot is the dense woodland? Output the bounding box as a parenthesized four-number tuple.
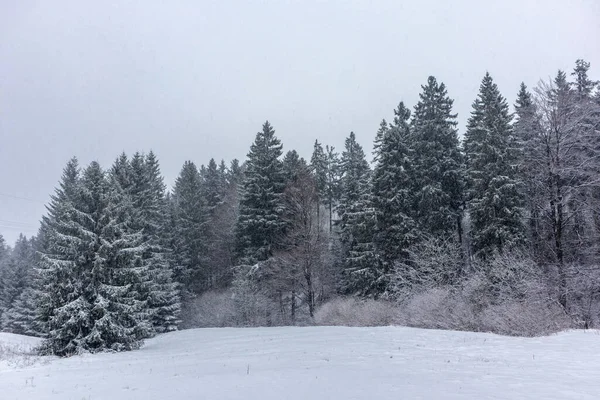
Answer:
(1, 60, 600, 356)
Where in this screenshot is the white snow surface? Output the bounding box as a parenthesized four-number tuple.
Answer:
(1, 326, 599, 399)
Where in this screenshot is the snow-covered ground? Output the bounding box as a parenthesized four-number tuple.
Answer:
(1, 326, 599, 399)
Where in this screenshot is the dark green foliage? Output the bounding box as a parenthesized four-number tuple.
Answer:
(464, 73, 525, 258)
(571, 59, 597, 100)
(282, 150, 308, 185)
(337, 132, 370, 221)
(0, 235, 37, 334)
(372, 102, 418, 265)
(202, 158, 227, 212)
(235, 121, 286, 264)
(310, 140, 328, 201)
(171, 161, 206, 293)
(411, 76, 464, 239)
(129, 152, 180, 333)
(324, 145, 342, 231)
(39, 160, 147, 355)
(337, 132, 382, 297)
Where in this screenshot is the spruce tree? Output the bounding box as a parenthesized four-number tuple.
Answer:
(228, 159, 243, 186)
(411, 76, 464, 240)
(337, 132, 370, 224)
(372, 102, 418, 265)
(571, 59, 597, 100)
(171, 161, 206, 293)
(372, 119, 389, 163)
(282, 150, 307, 186)
(340, 175, 381, 297)
(36, 158, 81, 343)
(1, 234, 44, 337)
(464, 73, 525, 258)
(324, 145, 342, 232)
(337, 132, 381, 296)
(129, 152, 180, 333)
(235, 121, 286, 264)
(0, 235, 35, 333)
(202, 158, 226, 213)
(39, 161, 147, 355)
(202, 158, 235, 289)
(514, 83, 544, 258)
(0, 234, 9, 263)
(310, 140, 328, 228)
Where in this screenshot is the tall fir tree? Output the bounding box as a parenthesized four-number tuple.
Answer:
(0, 234, 9, 263)
(372, 102, 418, 265)
(337, 132, 381, 296)
(35, 157, 81, 339)
(411, 76, 464, 241)
(1, 235, 44, 337)
(202, 157, 237, 289)
(463, 73, 525, 258)
(282, 150, 307, 186)
(0, 235, 36, 333)
(235, 121, 286, 264)
(39, 161, 147, 355)
(171, 161, 206, 294)
(571, 59, 597, 100)
(129, 152, 180, 332)
(202, 158, 226, 213)
(337, 132, 370, 224)
(372, 119, 389, 163)
(310, 140, 328, 230)
(310, 140, 328, 200)
(324, 145, 342, 232)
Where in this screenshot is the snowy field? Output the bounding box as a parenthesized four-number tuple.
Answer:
(1, 327, 599, 400)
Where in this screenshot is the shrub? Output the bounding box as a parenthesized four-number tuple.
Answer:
(314, 297, 398, 327)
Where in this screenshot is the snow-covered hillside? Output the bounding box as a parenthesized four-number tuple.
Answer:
(1, 327, 599, 399)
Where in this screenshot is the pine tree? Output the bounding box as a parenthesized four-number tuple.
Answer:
(236, 121, 286, 264)
(129, 152, 180, 333)
(340, 176, 381, 297)
(171, 161, 206, 294)
(463, 73, 525, 258)
(337, 132, 381, 296)
(1, 234, 44, 337)
(36, 157, 81, 341)
(0, 235, 35, 333)
(92, 167, 148, 347)
(411, 76, 464, 240)
(372, 119, 389, 163)
(337, 132, 370, 225)
(202, 158, 226, 213)
(324, 145, 342, 232)
(282, 150, 308, 187)
(571, 59, 598, 100)
(202, 158, 235, 289)
(514, 83, 544, 258)
(372, 102, 418, 265)
(203, 158, 243, 288)
(39, 160, 147, 355)
(0, 234, 9, 263)
(0, 235, 9, 321)
(310, 140, 328, 200)
(2, 285, 42, 336)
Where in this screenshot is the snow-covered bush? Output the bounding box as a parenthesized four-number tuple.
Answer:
(314, 297, 398, 327)
(181, 291, 238, 328)
(398, 287, 480, 332)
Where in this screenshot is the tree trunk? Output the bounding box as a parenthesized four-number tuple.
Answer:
(291, 290, 296, 323)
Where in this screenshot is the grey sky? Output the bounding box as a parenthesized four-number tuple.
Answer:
(1, 0, 599, 246)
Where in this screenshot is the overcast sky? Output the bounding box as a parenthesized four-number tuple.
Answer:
(1, 0, 599, 245)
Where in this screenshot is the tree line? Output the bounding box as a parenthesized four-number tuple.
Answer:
(1, 59, 599, 355)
